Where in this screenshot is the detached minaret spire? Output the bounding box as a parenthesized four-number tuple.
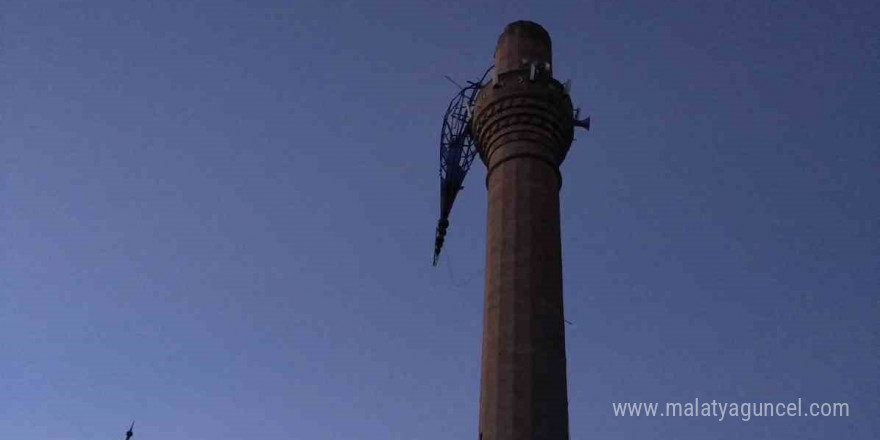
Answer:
(471, 21, 581, 440)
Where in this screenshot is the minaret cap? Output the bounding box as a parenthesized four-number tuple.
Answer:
(494, 21, 553, 77)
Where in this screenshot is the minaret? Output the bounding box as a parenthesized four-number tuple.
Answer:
(471, 21, 576, 440)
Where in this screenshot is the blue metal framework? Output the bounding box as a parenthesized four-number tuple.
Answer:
(433, 65, 493, 266)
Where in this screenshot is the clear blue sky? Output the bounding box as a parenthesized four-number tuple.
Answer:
(2, 1, 877, 439)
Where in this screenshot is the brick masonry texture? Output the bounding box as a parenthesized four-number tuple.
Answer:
(472, 21, 575, 440)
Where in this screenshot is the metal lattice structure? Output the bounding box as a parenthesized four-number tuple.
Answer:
(432, 66, 493, 266)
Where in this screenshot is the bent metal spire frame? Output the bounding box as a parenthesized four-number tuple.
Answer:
(433, 65, 493, 266)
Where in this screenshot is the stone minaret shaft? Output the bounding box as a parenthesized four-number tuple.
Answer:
(472, 21, 575, 440)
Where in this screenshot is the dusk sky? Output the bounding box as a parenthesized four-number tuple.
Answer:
(2, 1, 878, 439)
